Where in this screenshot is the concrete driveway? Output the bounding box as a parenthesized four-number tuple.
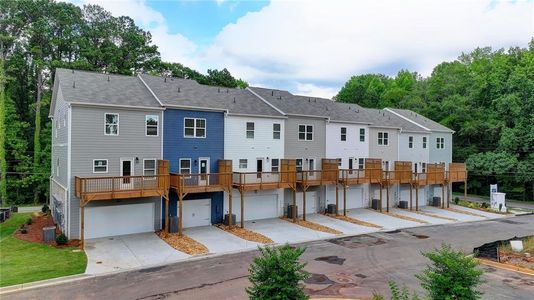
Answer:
(184, 226, 260, 253)
(389, 208, 453, 225)
(306, 213, 380, 235)
(420, 206, 486, 222)
(346, 208, 421, 230)
(243, 218, 334, 243)
(85, 232, 190, 274)
(449, 204, 507, 218)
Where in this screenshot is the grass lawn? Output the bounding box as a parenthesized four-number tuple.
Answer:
(0, 213, 87, 287)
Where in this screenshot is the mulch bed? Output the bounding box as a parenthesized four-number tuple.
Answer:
(156, 231, 209, 255)
(383, 212, 429, 224)
(324, 213, 383, 229)
(411, 210, 457, 221)
(281, 217, 342, 235)
(216, 224, 274, 244)
(13, 213, 80, 248)
(446, 207, 487, 218)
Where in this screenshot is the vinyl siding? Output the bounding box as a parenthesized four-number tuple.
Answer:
(284, 116, 326, 165)
(325, 122, 369, 168)
(429, 132, 453, 168)
(398, 132, 430, 171)
(68, 106, 163, 239)
(51, 88, 69, 187)
(368, 127, 399, 170)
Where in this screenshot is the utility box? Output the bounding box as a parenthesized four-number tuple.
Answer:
(398, 201, 408, 209)
(491, 192, 506, 212)
(287, 205, 298, 218)
(169, 216, 179, 233)
(43, 226, 56, 243)
(432, 196, 441, 207)
(371, 199, 380, 210)
(223, 214, 236, 226)
(326, 204, 337, 214)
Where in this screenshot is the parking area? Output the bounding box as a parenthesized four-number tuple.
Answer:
(184, 226, 260, 253)
(243, 218, 334, 243)
(389, 208, 453, 225)
(346, 208, 421, 230)
(421, 206, 486, 222)
(306, 213, 379, 235)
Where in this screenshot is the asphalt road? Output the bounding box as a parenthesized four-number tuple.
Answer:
(4, 215, 534, 300)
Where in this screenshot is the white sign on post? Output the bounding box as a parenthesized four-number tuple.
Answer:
(491, 192, 506, 212)
(490, 184, 498, 203)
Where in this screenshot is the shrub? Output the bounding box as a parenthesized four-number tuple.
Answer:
(42, 204, 50, 214)
(246, 244, 310, 300)
(55, 233, 68, 245)
(416, 244, 484, 300)
(26, 217, 33, 225)
(481, 202, 489, 209)
(454, 197, 460, 204)
(372, 281, 420, 300)
(20, 227, 28, 234)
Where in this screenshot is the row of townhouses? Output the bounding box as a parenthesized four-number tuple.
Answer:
(50, 69, 464, 242)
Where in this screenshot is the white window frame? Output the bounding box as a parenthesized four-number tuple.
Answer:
(308, 158, 315, 171)
(340, 127, 347, 141)
(145, 115, 159, 137)
(422, 162, 427, 173)
(93, 159, 109, 173)
(183, 118, 206, 138)
(422, 136, 427, 149)
(436, 137, 445, 149)
(239, 159, 248, 169)
(358, 158, 365, 169)
(271, 158, 280, 172)
(296, 159, 303, 172)
(378, 132, 389, 146)
(143, 159, 157, 176)
(104, 113, 119, 136)
(298, 124, 314, 141)
(179, 159, 192, 177)
(408, 136, 414, 148)
(359, 128, 365, 142)
(246, 122, 255, 139)
(337, 158, 342, 167)
(273, 123, 281, 140)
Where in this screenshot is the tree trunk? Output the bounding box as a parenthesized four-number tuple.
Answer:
(0, 58, 7, 206)
(33, 68, 42, 204)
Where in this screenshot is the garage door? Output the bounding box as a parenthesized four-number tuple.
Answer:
(180, 199, 211, 228)
(297, 192, 317, 215)
(240, 194, 278, 221)
(85, 202, 155, 239)
(342, 187, 364, 210)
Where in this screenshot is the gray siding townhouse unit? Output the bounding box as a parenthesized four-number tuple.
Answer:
(50, 69, 164, 239)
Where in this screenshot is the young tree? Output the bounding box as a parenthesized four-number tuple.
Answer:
(246, 245, 310, 300)
(416, 244, 484, 300)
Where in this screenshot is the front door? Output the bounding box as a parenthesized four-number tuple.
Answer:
(120, 158, 134, 189)
(199, 158, 209, 185)
(256, 159, 263, 179)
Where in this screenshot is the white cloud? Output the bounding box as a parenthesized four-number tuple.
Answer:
(71, 0, 198, 67)
(201, 0, 534, 96)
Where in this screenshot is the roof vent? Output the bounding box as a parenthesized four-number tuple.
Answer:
(233, 97, 236, 103)
(226, 89, 229, 93)
(71, 69, 74, 74)
(349, 106, 351, 110)
(107, 75, 110, 82)
(278, 95, 282, 100)
(177, 87, 181, 93)
(218, 87, 220, 93)
(308, 98, 311, 102)
(271, 90, 274, 96)
(314, 99, 317, 102)
(72, 81, 75, 88)
(164, 77, 167, 83)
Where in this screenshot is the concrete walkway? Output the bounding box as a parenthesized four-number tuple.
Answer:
(184, 226, 260, 253)
(346, 208, 421, 230)
(306, 213, 379, 235)
(244, 218, 334, 243)
(85, 232, 190, 274)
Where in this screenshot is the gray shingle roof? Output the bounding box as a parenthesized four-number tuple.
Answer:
(363, 108, 428, 132)
(139, 74, 283, 117)
(53, 68, 161, 108)
(387, 108, 454, 133)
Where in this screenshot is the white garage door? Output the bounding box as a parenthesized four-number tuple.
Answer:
(85, 202, 155, 239)
(241, 194, 278, 221)
(400, 188, 410, 203)
(180, 199, 211, 228)
(341, 187, 364, 210)
(297, 192, 317, 215)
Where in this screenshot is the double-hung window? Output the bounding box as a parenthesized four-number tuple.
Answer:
(436, 137, 445, 149)
(143, 159, 156, 176)
(422, 137, 427, 149)
(408, 136, 414, 148)
(337, 158, 342, 167)
(358, 158, 365, 169)
(298, 125, 313, 141)
(93, 159, 108, 173)
(179, 159, 191, 176)
(273, 123, 281, 139)
(422, 162, 427, 173)
(296, 159, 303, 172)
(146, 115, 158, 136)
(271, 159, 279, 172)
(239, 159, 248, 169)
(105, 113, 119, 135)
(184, 118, 206, 138)
(340, 127, 347, 141)
(378, 132, 389, 145)
(359, 128, 365, 142)
(246, 122, 255, 139)
(308, 158, 315, 171)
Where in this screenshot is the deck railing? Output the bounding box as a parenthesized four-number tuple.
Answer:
(414, 171, 446, 185)
(447, 169, 467, 182)
(233, 171, 296, 189)
(383, 170, 413, 184)
(75, 175, 170, 200)
(297, 169, 338, 186)
(170, 172, 232, 193)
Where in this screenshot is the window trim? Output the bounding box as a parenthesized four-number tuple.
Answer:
(273, 123, 281, 140)
(422, 136, 427, 149)
(298, 124, 314, 141)
(179, 158, 192, 177)
(183, 117, 206, 138)
(408, 136, 413, 149)
(436, 137, 445, 149)
(271, 158, 280, 172)
(145, 115, 159, 137)
(93, 159, 109, 174)
(378, 131, 389, 146)
(104, 113, 119, 136)
(308, 158, 315, 171)
(296, 158, 303, 172)
(246, 122, 255, 139)
(340, 127, 347, 141)
(358, 158, 365, 170)
(143, 158, 157, 176)
(239, 159, 248, 169)
(359, 128, 365, 142)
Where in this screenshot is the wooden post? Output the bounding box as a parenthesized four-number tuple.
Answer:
(165, 196, 169, 233)
(448, 183, 451, 208)
(228, 190, 233, 227)
(302, 187, 306, 221)
(335, 183, 339, 215)
(409, 183, 413, 211)
(178, 192, 183, 236)
(464, 179, 467, 200)
(80, 204, 85, 249)
(379, 184, 383, 212)
(415, 186, 419, 211)
(240, 190, 244, 228)
(386, 183, 390, 213)
(343, 184, 347, 216)
(292, 188, 296, 222)
(441, 184, 445, 209)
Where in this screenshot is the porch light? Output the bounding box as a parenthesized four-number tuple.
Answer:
(135, 157, 139, 163)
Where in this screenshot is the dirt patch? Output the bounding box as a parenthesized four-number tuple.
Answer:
(156, 231, 208, 255)
(447, 207, 486, 218)
(314, 256, 346, 265)
(328, 234, 386, 249)
(384, 212, 429, 224)
(411, 210, 457, 221)
(215, 224, 273, 244)
(324, 213, 382, 229)
(305, 273, 336, 285)
(281, 217, 342, 235)
(13, 213, 80, 248)
(412, 234, 429, 239)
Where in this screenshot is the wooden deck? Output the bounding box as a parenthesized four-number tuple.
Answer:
(232, 171, 296, 191)
(170, 172, 231, 194)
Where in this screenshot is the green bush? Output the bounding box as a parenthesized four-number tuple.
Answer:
(20, 227, 27, 234)
(246, 244, 310, 300)
(26, 218, 33, 225)
(416, 244, 484, 300)
(372, 281, 420, 300)
(454, 197, 460, 204)
(55, 233, 68, 245)
(481, 202, 489, 209)
(42, 204, 50, 214)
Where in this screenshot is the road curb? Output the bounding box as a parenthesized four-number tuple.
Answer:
(0, 274, 94, 295)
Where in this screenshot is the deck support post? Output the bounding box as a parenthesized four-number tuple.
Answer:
(80, 204, 85, 250)
(302, 186, 306, 221)
(386, 183, 390, 213)
(240, 190, 244, 228)
(447, 183, 451, 208)
(441, 184, 445, 209)
(464, 179, 467, 200)
(292, 189, 296, 222)
(228, 190, 233, 228)
(343, 184, 347, 216)
(379, 184, 383, 213)
(178, 192, 183, 236)
(165, 196, 169, 233)
(335, 183, 339, 216)
(409, 184, 413, 211)
(415, 186, 419, 211)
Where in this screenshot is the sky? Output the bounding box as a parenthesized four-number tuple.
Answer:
(68, 0, 534, 98)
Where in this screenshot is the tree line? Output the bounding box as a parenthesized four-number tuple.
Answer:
(335, 42, 534, 201)
(0, 0, 247, 205)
